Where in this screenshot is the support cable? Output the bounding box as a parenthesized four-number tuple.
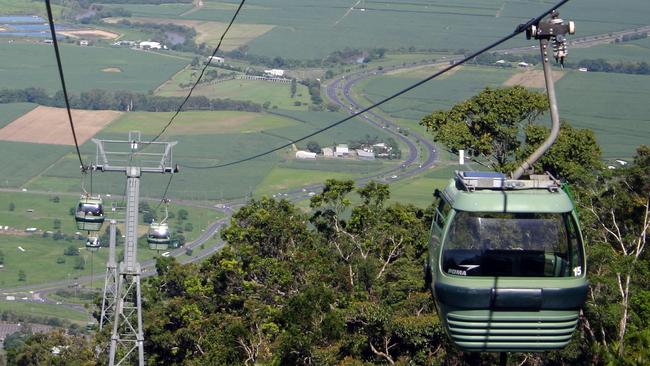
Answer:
(44, 0, 86, 170)
(181, 0, 571, 170)
(150, 0, 247, 143)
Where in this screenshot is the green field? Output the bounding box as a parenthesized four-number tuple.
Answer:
(104, 110, 298, 135)
(571, 37, 650, 63)
(556, 71, 650, 159)
(0, 43, 187, 93)
(0, 0, 63, 16)
(0, 299, 89, 324)
(0, 103, 36, 128)
(359, 65, 516, 120)
(99, 0, 650, 60)
(0, 141, 71, 188)
(157, 73, 313, 110)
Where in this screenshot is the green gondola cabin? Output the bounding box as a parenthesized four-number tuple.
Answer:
(425, 171, 588, 352)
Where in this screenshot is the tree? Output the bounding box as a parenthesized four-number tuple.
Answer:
(53, 219, 61, 230)
(306, 141, 322, 154)
(8, 202, 15, 211)
(290, 78, 297, 98)
(0, 250, 4, 265)
(581, 145, 650, 359)
(18, 270, 26, 282)
(177, 209, 189, 221)
(64, 245, 79, 256)
(420, 86, 548, 171)
(73, 257, 85, 270)
(6, 330, 95, 366)
(514, 121, 603, 184)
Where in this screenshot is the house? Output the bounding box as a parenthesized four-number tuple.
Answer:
(517, 62, 529, 68)
(296, 151, 317, 159)
(264, 69, 285, 77)
(139, 41, 162, 50)
(335, 144, 349, 157)
(615, 159, 628, 166)
(79, 40, 89, 46)
(356, 149, 375, 160)
(207, 56, 224, 63)
(495, 60, 506, 65)
(322, 147, 334, 157)
(578, 67, 588, 72)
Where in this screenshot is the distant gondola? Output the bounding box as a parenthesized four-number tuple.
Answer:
(425, 171, 588, 352)
(86, 235, 100, 251)
(75, 195, 105, 231)
(147, 221, 171, 251)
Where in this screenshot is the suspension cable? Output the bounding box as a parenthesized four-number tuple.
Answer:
(150, 0, 247, 143)
(44, 0, 86, 170)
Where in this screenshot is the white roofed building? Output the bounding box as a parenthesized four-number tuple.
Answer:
(296, 151, 317, 159)
(264, 69, 285, 77)
(139, 41, 162, 50)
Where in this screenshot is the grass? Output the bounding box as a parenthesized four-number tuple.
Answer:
(104, 110, 299, 135)
(0, 102, 36, 128)
(0, 42, 187, 93)
(0, 141, 71, 188)
(0, 190, 221, 243)
(0, 299, 90, 324)
(556, 71, 650, 159)
(0, 0, 63, 16)
(360, 65, 516, 121)
(0, 190, 223, 290)
(255, 165, 369, 197)
(157, 73, 312, 110)
(571, 37, 650, 63)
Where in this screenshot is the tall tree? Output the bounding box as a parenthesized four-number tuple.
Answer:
(582, 145, 650, 360)
(420, 86, 548, 171)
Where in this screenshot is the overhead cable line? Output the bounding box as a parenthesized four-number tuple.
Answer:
(150, 0, 247, 143)
(154, 174, 174, 212)
(181, 0, 571, 170)
(44, 0, 86, 170)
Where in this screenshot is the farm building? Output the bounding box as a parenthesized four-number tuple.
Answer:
(79, 40, 89, 46)
(139, 41, 162, 50)
(517, 62, 530, 68)
(296, 151, 317, 159)
(322, 147, 334, 157)
(356, 150, 375, 160)
(207, 56, 224, 63)
(264, 69, 285, 77)
(335, 144, 350, 157)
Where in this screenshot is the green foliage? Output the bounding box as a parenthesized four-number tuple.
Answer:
(17, 269, 25, 282)
(73, 257, 85, 270)
(513, 122, 603, 184)
(64, 245, 79, 256)
(420, 86, 548, 170)
(6, 330, 95, 366)
(8, 202, 15, 211)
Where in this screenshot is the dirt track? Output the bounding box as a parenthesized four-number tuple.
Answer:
(58, 30, 119, 39)
(0, 106, 121, 146)
(503, 69, 565, 89)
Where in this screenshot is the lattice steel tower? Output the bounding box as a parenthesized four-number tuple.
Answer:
(91, 131, 178, 366)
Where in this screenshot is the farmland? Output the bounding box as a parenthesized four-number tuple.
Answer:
(0, 43, 187, 93)
(157, 74, 313, 110)
(96, 0, 650, 61)
(0, 102, 35, 129)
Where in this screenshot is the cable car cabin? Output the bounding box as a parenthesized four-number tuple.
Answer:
(86, 236, 100, 251)
(147, 222, 171, 251)
(75, 196, 104, 231)
(426, 171, 587, 352)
